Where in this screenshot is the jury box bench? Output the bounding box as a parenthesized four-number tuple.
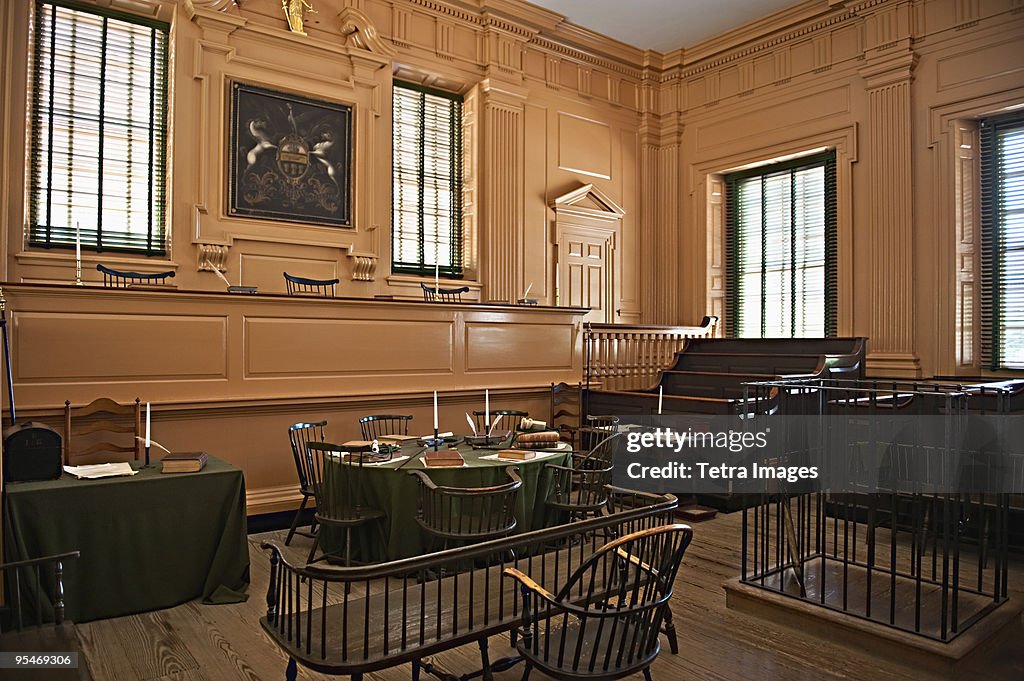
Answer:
(260, 488, 679, 681)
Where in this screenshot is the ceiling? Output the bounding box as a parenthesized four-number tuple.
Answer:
(525, 0, 801, 52)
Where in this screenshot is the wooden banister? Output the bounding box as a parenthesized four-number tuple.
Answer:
(584, 316, 718, 391)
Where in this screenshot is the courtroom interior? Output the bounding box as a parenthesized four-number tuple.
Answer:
(1, 0, 1024, 680)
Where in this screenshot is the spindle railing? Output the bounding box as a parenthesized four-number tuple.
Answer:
(585, 316, 718, 391)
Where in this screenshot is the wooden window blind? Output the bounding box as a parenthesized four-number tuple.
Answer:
(725, 151, 837, 338)
(392, 81, 463, 277)
(29, 1, 169, 255)
(980, 111, 1024, 369)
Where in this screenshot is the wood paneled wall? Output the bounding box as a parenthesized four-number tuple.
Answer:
(0, 0, 1023, 512)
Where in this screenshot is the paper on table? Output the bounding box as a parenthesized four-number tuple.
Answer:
(366, 455, 410, 467)
(420, 431, 454, 439)
(63, 462, 138, 479)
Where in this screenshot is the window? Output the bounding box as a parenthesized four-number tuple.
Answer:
(725, 152, 837, 338)
(981, 112, 1024, 369)
(28, 1, 169, 255)
(392, 81, 463, 277)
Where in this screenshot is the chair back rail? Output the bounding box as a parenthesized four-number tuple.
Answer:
(421, 283, 470, 302)
(359, 414, 413, 440)
(283, 272, 339, 297)
(410, 466, 522, 543)
(259, 488, 677, 676)
(96, 264, 175, 287)
(472, 409, 528, 433)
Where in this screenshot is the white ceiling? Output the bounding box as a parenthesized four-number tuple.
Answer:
(526, 0, 801, 52)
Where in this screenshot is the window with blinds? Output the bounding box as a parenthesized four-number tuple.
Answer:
(29, 1, 169, 255)
(980, 112, 1024, 369)
(725, 152, 837, 338)
(392, 81, 463, 277)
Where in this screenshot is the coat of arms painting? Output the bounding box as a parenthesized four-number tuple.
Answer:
(228, 82, 352, 227)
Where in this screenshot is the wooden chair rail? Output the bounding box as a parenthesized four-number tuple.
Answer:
(259, 488, 678, 679)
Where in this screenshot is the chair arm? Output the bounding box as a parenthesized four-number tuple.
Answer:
(503, 567, 556, 601)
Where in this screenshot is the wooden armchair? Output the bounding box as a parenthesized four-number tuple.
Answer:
(283, 272, 339, 296)
(285, 421, 326, 546)
(473, 409, 528, 433)
(409, 466, 523, 551)
(305, 441, 387, 566)
(359, 414, 413, 440)
(421, 282, 470, 302)
(545, 433, 620, 525)
(97, 264, 175, 287)
(505, 524, 693, 681)
(63, 397, 141, 465)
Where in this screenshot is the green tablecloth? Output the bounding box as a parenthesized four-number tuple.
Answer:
(319, 440, 572, 561)
(3, 456, 250, 622)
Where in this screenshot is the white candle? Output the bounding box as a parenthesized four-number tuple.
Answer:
(433, 390, 438, 430)
(75, 222, 81, 268)
(485, 388, 490, 428)
(145, 402, 151, 448)
(658, 386, 663, 415)
(434, 262, 440, 293)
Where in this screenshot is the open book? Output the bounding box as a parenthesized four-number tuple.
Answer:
(63, 462, 138, 479)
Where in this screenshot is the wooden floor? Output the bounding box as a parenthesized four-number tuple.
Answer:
(77, 511, 1024, 681)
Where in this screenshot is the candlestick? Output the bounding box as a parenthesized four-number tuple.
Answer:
(658, 386, 663, 415)
(75, 222, 82, 286)
(485, 388, 490, 430)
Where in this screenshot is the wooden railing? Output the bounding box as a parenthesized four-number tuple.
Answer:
(584, 316, 718, 391)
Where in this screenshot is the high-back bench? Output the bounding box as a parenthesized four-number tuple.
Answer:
(260, 488, 679, 681)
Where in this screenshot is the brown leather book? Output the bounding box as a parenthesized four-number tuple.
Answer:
(497, 449, 536, 460)
(424, 450, 465, 467)
(161, 451, 208, 473)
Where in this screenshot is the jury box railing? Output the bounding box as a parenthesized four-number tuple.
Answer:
(738, 378, 1016, 642)
(584, 316, 718, 392)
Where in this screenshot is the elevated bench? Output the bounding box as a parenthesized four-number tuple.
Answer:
(260, 488, 678, 681)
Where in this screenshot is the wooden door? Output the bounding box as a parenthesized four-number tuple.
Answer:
(558, 225, 612, 322)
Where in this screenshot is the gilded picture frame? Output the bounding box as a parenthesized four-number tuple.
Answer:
(228, 82, 352, 227)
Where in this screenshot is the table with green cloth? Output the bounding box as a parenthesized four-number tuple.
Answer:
(318, 440, 572, 561)
(3, 456, 250, 623)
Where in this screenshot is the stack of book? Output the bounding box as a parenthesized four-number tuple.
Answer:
(161, 451, 209, 473)
(514, 431, 562, 449)
(424, 449, 465, 467)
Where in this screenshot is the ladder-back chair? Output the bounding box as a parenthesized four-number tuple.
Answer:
(63, 397, 141, 465)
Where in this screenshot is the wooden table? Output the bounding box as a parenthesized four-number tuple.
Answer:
(3, 456, 250, 622)
(318, 440, 572, 560)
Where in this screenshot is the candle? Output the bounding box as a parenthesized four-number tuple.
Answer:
(75, 222, 81, 264)
(434, 262, 440, 294)
(433, 390, 438, 430)
(485, 388, 490, 428)
(658, 386, 663, 415)
(145, 402, 151, 448)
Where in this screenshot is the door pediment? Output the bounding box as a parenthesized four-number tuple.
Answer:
(551, 184, 625, 223)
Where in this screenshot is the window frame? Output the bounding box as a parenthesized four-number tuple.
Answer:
(980, 110, 1024, 370)
(724, 150, 837, 339)
(27, 0, 170, 256)
(391, 79, 464, 279)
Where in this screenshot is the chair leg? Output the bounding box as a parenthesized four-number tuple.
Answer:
(662, 605, 679, 655)
(285, 495, 310, 546)
(306, 530, 320, 565)
(478, 638, 493, 681)
(285, 657, 297, 681)
(412, 660, 421, 681)
(519, 662, 532, 681)
(345, 527, 352, 567)
(643, 667, 653, 681)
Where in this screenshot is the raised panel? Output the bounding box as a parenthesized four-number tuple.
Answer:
(465, 322, 574, 371)
(568, 263, 585, 307)
(15, 312, 227, 380)
(588, 265, 603, 309)
(242, 254, 338, 294)
(936, 37, 1024, 91)
(558, 113, 611, 179)
(245, 317, 452, 376)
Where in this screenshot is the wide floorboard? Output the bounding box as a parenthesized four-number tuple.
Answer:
(77, 511, 1024, 681)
